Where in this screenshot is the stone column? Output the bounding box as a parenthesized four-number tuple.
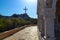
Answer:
(37, 0, 57, 40)
(44, 18, 55, 40)
(44, 0, 57, 40)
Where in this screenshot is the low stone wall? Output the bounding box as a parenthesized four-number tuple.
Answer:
(0, 25, 31, 40)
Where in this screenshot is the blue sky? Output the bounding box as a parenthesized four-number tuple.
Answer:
(0, 0, 37, 18)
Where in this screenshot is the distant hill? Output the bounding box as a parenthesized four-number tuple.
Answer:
(11, 13, 30, 20)
(0, 13, 30, 20)
(0, 13, 37, 24)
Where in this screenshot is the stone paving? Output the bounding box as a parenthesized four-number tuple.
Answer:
(3, 26, 40, 40)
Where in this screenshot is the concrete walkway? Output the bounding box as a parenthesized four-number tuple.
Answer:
(3, 26, 40, 40)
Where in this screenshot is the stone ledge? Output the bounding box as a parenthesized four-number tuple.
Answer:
(0, 25, 31, 40)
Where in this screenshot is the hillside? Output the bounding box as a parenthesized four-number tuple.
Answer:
(0, 14, 37, 33)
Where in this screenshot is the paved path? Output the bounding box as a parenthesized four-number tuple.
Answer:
(3, 26, 41, 40)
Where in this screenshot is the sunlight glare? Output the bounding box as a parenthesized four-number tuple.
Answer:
(25, 0, 37, 4)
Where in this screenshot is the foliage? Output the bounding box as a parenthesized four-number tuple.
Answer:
(0, 17, 36, 32)
(27, 18, 37, 24)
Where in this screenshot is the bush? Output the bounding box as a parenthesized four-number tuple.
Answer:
(0, 18, 33, 32)
(0, 17, 37, 32)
